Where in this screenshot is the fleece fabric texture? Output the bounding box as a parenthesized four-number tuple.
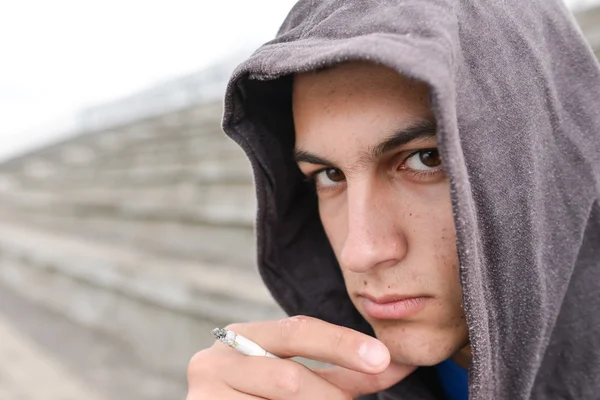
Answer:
(220, 0, 600, 398)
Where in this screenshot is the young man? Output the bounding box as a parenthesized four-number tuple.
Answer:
(187, 0, 600, 399)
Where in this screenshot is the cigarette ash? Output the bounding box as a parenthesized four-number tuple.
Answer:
(212, 328, 227, 340)
(212, 327, 235, 346)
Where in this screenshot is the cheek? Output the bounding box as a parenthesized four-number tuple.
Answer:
(317, 197, 348, 254)
(317, 180, 460, 287)
(409, 193, 461, 285)
(409, 182, 456, 243)
(317, 181, 459, 259)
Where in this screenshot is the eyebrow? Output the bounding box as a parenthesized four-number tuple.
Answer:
(294, 119, 437, 166)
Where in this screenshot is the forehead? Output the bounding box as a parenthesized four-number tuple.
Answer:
(292, 62, 433, 157)
(295, 61, 423, 91)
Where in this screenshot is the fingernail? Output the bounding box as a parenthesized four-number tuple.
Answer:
(359, 341, 388, 367)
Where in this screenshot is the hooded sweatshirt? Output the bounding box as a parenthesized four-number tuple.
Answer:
(221, 0, 600, 399)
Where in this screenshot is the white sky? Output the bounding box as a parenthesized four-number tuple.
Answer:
(0, 0, 597, 162)
(0, 0, 298, 161)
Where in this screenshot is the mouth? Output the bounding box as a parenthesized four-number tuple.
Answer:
(357, 293, 432, 320)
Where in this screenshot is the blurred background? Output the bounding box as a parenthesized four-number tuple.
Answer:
(0, 1, 598, 399)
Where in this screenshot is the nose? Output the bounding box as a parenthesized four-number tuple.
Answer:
(338, 180, 408, 273)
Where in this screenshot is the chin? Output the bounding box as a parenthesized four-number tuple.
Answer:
(371, 320, 468, 367)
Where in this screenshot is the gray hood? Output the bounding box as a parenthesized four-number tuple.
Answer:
(221, 0, 600, 398)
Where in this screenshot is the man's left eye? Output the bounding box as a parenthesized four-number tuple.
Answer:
(315, 167, 345, 186)
(405, 149, 442, 170)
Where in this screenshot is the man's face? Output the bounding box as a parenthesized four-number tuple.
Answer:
(292, 62, 468, 366)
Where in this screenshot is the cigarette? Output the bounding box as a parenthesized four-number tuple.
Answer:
(212, 327, 279, 358)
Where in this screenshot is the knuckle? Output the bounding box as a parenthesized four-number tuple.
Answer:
(278, 315, 314, 340)
(273, 363, 304, 395)
(332, 328, 348, 354)
(335, 391, 353, 400)
(187, 387, 222, 400)
(187, 349, 216, 382)
(224, 322, 243, 332)
(187, 349, 232, 396)
(186, 388, 208, 400)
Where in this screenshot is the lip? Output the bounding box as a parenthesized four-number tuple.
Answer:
(358, 293, 431, 320)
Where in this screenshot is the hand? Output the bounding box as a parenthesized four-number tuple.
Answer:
(187, 316, 417, 399)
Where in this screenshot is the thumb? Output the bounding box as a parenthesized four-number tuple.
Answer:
(315, 362, 418, 399)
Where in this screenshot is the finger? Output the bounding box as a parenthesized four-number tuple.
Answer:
(221, 353, 350, 400)
(315, 362, 418, 398)
(226, 316, 390, 374)
(187, 385, 267, 400)
(187, 351, 268, 400)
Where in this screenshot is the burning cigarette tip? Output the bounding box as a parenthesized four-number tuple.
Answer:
(212, 327, 227, 341)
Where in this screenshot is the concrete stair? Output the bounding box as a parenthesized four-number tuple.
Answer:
(0, 218, 284, 377)
(0, 98, 283, 378)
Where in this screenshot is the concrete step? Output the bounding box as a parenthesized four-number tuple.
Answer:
(0, 183, 256, 227)
(92, 155, 252, 183)
(109, 135, 236, 159)
(1, 125, 228, 185)
(0, 211, 257, 268)
(0, 285, 187, 400)
(107, 130, 225, 151)
(83, 102, 223, 147)
(60, 132, 234, 164)
(13, 155, 253, 190)
(99, 146, 248, 170)
(98, 119, 227, 148)
(171, 101, 223, 126)
(15, 178, 254, 205)
(28, 156, 253, 188)
(81, 139, 242, 173)
(0, 219, 284, 377)
(0, 307, 107, 400)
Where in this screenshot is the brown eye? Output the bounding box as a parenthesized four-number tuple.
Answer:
(419, 150, 441, 168)
(404, 149, 443, 172)
(325, 168, 345, 182)
(314, 167, 346, 188)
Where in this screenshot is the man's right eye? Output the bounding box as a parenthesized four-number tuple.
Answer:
(315, 168, 346, 188)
